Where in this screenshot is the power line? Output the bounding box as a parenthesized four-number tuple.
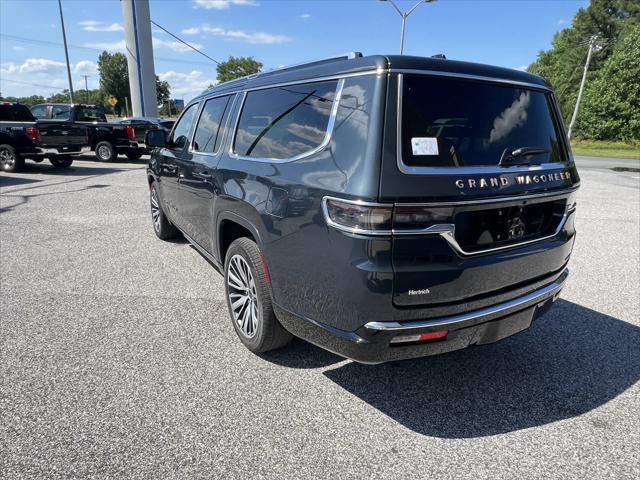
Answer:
(150, 20, 221, 65)
(0, 33, 215, 67)
(0, 78, 67, 91)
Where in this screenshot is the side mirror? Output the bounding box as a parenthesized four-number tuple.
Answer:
(146, 128, 167, 148)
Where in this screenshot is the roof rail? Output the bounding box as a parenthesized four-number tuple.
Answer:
(203, 52, 363, 94)
(260, 52, 363, 78)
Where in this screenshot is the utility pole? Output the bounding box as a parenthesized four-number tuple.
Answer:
(57, 0, 74, 103)
(568, 36, 597, 140)
(379, 0, 436, 54)
(82, 75, 89, 103)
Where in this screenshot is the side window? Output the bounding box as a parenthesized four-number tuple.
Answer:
(233, 80, 338, 160)
(169, 103, 198, 150)
(30, 105, 48, 119)
(193, 95, 231, 154)
(51, 105, 71, 120)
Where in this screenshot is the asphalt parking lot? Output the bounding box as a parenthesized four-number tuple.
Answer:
(1, 155, 639, 479)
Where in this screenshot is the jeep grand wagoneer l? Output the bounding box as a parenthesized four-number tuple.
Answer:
(145, 53, 579, 364)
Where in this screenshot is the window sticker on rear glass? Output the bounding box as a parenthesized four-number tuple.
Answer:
(411, 137, 439, 156)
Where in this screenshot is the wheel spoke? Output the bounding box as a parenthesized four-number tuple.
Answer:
(227, 271, 245, 291)
(232, 295, 248, 311)
(226, 254, 260, 339)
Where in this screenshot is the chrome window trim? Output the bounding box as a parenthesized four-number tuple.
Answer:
(229, 78, 346, 164)
(364, 274, 567, 332)
(200, 69, 380, 99)
(188, 93, 237, 157)
(395, 73, 571, 176)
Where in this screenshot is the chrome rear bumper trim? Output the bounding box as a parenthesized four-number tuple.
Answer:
(364, 273, 567, 332)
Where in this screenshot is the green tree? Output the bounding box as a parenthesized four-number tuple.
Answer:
(578, 25, 640, 140)
(97, 51, 171, 115)
(47, 90, 73, 103)
(528, 0, 640, 124)
(216, 56, 262, 83)
(155, 76, 171, 105)
(159, 100, 183, 118)
(97, 51, 130, 115)
(0, 94, 46, 106)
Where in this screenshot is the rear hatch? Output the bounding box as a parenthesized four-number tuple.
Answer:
(380, 68, 579, 307)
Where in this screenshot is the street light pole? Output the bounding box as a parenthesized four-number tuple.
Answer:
(380, 0, 436, 54)
(57, 0, 74, 103)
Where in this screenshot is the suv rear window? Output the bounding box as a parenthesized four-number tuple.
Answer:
(400, 75, 567, 168)
(0, 104, 34, 122)
(233, 80, 338, 160)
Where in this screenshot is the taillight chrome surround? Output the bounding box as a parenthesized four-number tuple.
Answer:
(322, 188, 578, 255)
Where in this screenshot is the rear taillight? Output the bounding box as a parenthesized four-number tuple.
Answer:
(126, 125, 135, 141)
(25, 127, 40, 142)
(322, 197, 454, 235)
(393, 205, 454, 231)
(322, 197, 393, 234)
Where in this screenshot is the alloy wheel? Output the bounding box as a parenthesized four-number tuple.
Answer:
(150, 187, 161, 232)
(227, 254, 260, 338)
(0, 148, 15, 169)
(98, 145, 111, 160)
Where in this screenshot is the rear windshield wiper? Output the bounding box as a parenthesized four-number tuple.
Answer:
(499, 147, 549, 166)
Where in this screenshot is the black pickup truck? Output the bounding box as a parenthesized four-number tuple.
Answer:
(0, 102, 87, 173)
(30, 103, 145, 162)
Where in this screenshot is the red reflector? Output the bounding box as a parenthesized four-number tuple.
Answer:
(419, 330, 448, 341)
(126, 125, 135, 141)
(25, 127, 40, 142)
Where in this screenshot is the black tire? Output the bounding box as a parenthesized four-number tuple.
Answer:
(95, 141, 117, 162)
(49, 155, 74, 168)
(0, 144, 25, 173)
(224, 237, 293, 353)
(125, 150, 143, 161)
(150, 182, 179, 240)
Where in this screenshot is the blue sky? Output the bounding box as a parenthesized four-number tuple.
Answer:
(0, 0, 589, 101)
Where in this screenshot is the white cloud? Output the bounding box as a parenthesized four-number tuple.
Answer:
(488, 91, 531, 144)
(79, 20, 124, 32)
(516, 65, 528, 71)
(158, 70, 216, 100)
(12, 46, 25, 51)
(557, 19, 568, 26)
(74, 60, 98, 75)
(1, 58, 66, 74)
(1, 58, 100, 76)
(0, 58, 100, 98)
(193, 0, 259, 10)
(181, 25, 291, 44)
(299, 13, 311, 19)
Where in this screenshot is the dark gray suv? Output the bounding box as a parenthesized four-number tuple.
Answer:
(146, 53, 579, 364)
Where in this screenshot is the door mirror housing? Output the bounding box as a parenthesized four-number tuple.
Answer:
(146, 128, 167, 148)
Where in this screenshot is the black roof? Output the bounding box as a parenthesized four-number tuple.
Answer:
(198, 54, 548, 100)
